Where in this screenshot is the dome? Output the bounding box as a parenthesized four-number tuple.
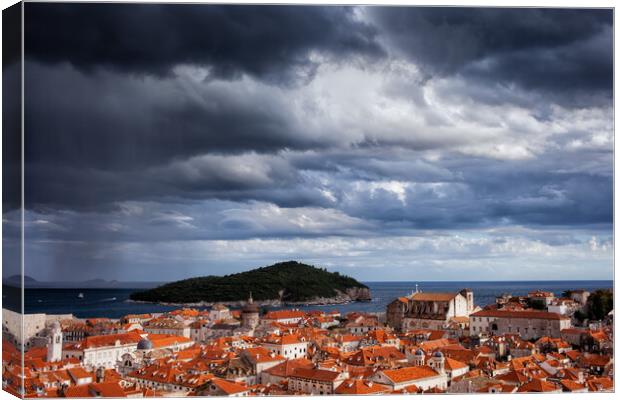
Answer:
(137, 338, 153, 350)
(50, 321, 61, 331)
(415, 349, 425, 356)
(433, 351, 444, 358)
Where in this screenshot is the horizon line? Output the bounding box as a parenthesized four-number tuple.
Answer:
(6, 278, 614, 284)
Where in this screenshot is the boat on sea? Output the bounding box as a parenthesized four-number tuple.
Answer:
(77, 293, 84, 299)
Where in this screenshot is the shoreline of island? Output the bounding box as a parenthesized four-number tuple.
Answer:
(126, 293, 372, 309)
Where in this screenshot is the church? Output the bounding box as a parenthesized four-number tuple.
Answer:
(387, 288, 475, 331)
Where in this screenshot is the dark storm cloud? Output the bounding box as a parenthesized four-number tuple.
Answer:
(369, 7, 613, 106)
(23, 62, 334, 174)
(16, 6, 612, 233)
(24, 3, 383, 85)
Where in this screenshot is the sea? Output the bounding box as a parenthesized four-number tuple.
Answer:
(2, 280, 613, 319)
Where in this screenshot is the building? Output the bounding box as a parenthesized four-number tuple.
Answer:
(209, 304, 231, 321)
(262, 334, 308, 359)
(387, 289, 474, 331)
(120, 313, 154, 325)
(569, 290, 590, 306)
(548, 298, 579, 316)
(261, 310, 305, 325)
(78, 331, 144, 368)
(371, 365, 448, 391)
(528, 290, 555, 305)
(196, 378, 251, 397)
(287, 368, 348, 394)
(469, 310, 571, 340)
(2, 309, 47, 349)
(47, 321, 63, 362)
(143, 317, 191, 337)
(241, 295, 260, 330)
(335, 379, 391, 395)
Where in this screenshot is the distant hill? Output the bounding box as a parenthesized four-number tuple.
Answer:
(129, 261, 371, 304)
(3, 275, 37, 287)
(2, 276, 164, 289)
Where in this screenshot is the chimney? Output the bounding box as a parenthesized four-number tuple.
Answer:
(96, 367, 105, 383)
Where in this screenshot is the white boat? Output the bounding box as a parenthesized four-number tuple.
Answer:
(77, 292, 84, 299)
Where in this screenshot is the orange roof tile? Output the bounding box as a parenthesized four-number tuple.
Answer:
(381, 366, 438, 383)
(289, 368, 342, 382)
(209, 378, 249, 395)
(335, 379, 390, 394)
(411, 292, 458, 301)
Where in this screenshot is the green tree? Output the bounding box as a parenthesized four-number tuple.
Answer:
(586, 289, 613, 321)
(528, 298, 546, 310)
(573, 310, 586, 322)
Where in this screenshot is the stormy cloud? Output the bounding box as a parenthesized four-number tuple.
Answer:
(10, 4, 613, 281)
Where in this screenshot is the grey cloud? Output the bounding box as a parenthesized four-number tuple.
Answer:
(25, 3, 383, 86)
(369, 7, 612, 107)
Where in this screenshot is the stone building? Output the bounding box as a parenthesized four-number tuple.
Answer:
(469, 310, 571, 340)
(241, 294, 260, 331)
(2, 309, 47, 349)
(387, 289, 475, 331)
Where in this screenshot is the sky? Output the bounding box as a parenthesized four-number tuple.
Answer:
(2, 4, 613, 282)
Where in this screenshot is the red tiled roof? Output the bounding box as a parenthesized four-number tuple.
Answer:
(82, 331, 143, 349)
(381, 366, 439, 383)
(560, 379, 587, 392)
(411, 292, 457, 301)
(586, 377, 613, 391)
(444, 357, 468, 371)
(289, 368, 342, 382)
(335, 379, 390, 394)
(516, 378, 560, 393)
(64, 382, 127, 397)
(147, 333, 193, 348)
(263, 359, 314, 378)
(264, 310, 306, 320)
(209, 378, 249, 395)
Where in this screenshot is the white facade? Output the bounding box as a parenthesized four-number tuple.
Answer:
(82, 341, 139, 368)
(263, 340, 308, 360)
(47, 322, 63, 362)
(548, 304, 568, 315)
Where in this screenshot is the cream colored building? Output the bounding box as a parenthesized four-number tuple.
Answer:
(2, 309, 48, 349)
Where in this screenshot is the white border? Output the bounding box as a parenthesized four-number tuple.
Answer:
(0, 1, 616, 400)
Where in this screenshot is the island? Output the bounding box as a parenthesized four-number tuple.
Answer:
(129, 261, 371, 306)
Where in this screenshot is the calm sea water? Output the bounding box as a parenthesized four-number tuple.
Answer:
(3, 280, 613, 319)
